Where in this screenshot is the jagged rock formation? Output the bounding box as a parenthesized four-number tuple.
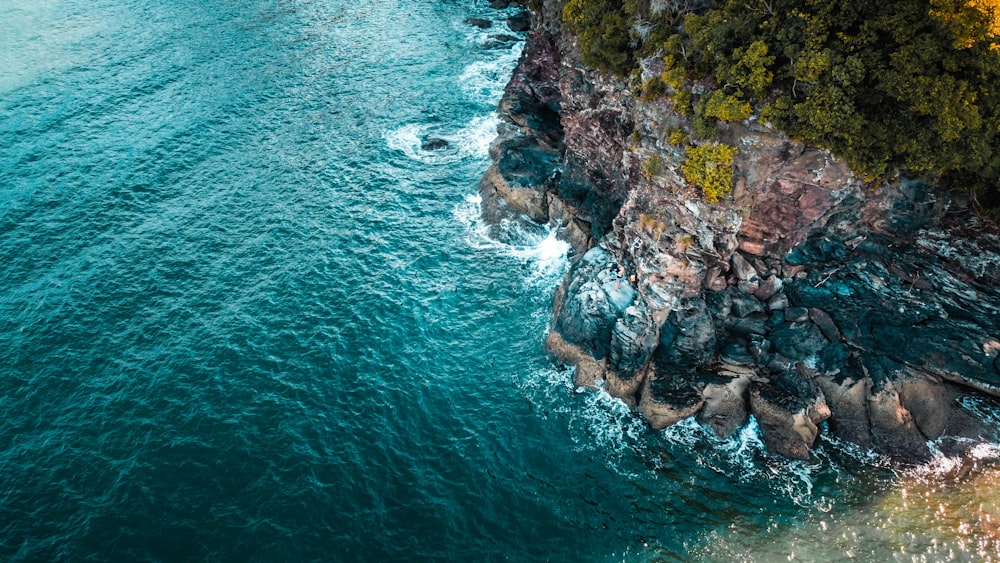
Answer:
(480, 1, 1000, 462)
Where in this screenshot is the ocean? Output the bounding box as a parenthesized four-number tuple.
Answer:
(1, 1, 997, 560)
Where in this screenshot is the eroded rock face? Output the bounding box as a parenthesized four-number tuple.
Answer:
(481, 0, 1000, 462)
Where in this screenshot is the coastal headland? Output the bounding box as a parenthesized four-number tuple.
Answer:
(481, 0, 1000, 462)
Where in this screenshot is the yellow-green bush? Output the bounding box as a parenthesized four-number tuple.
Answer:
(701, 89, 752, 122)
(641, 154, 663, 179)
(682, 143, 737, 203)
(666, 127, 689, 146)
(563, 0, 634, 76)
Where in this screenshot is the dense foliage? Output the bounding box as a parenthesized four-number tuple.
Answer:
(562, 0, 1000, 207)
(563, 0, 636, 75)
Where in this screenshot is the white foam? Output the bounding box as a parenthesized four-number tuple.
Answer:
(899, 395, 1000, 480)
(661, 416, 823, 507)
(516, 367, 654, 478)
(909, 440, 1000, 482)
(454, 194, 570, 290)
(458, 44, 523, 106)
(384, 114, 498, 165)
(384, 123, 427, 162)
(455, 113, 499, 160)
(817, 426, 890, 467)
(958, 394, 1000, 428)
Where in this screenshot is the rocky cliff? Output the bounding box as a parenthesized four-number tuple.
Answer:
(480, 0, 1000, 462)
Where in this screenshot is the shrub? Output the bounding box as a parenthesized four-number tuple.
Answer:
(701, 89, 752, 121)
(641, 154, 664, 178)
(666, 127, 690, 146)
(682, 143, 738, 203)
(563, 0, 635, 76)
(562, 0, 1000, 208)
(641, 76, 667, 100)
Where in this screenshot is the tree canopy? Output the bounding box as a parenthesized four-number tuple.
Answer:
(561, 0, 1000, 209)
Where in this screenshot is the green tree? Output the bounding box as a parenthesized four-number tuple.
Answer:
(563, 0, 636, 75)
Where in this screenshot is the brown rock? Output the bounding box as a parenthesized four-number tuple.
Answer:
(750, 385, 831, 460)
(816, 372, 872, 449)
(699, 374, 752, 438)
(868, 381, 931, 461)
(754, 275, 783, 301)
(808, 307, 842, 342)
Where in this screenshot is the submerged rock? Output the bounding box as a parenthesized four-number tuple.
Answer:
(482, 34, 522, 50)
(420, 137, 449, 151)
(465, 17, 492, 29)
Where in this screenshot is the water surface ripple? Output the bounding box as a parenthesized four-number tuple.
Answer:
(2, 1, 999, 561)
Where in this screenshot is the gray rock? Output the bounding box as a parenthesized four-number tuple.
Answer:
(555, 247, 620, 360)
(609, 304, 659, 379)
(726, 314, 768, 338)
(482, 34, 522, 50)
(815, 361, 873, 449)
(748, 335, 772, 366)
(602, 275, 636, 314)
(731, 292, 764, 318)
(465, 17, 492, 29)
(655, 299, 717, 372)
(731, 252, 758, 283)
(421, 137, 449, 151)
(639, 372, 706, 430)
(699, 373, 752, 437)
(770, 321, 827, 361)
(750, 368, 831, 460)
(767, 292, 789, 310)
(507, 12, 531, 32)
(784, 307, 809, 323)
(720, 339, 755, 366)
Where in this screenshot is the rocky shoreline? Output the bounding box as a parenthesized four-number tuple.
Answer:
(480, 0, 1000, 462)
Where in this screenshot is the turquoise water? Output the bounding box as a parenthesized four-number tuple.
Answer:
(2, 1, 998, 561)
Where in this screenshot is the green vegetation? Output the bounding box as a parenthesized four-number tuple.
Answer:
(641, 154, 664, 178)
(562, 0, 635, 75)
(666, 127, 690, 146)
(560, 0, 1000, 209)
(683, 142, 738, 203)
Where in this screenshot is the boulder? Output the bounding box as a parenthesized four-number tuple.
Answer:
(507, 11, 531, 32)
(639, 372, 705, 430)
(769, 321, 827, 361)
(609, 303, 658, 379)
(555, 247, 621, 360)
(482, 34, 521, 50)
(699, 373, 752, 437)
(816, 367, 873, 450)
(750, 368, 831, 460)
(654, 299, 717, 372)
(420, 137, 449, 151)
(864, 357, 932, 461)
(465, 17, 492, 29)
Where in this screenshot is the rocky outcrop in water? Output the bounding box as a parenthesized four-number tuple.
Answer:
(480, 1, 1000, 462)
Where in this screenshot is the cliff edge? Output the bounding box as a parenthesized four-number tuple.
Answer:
(480, 1, 1000, 462)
